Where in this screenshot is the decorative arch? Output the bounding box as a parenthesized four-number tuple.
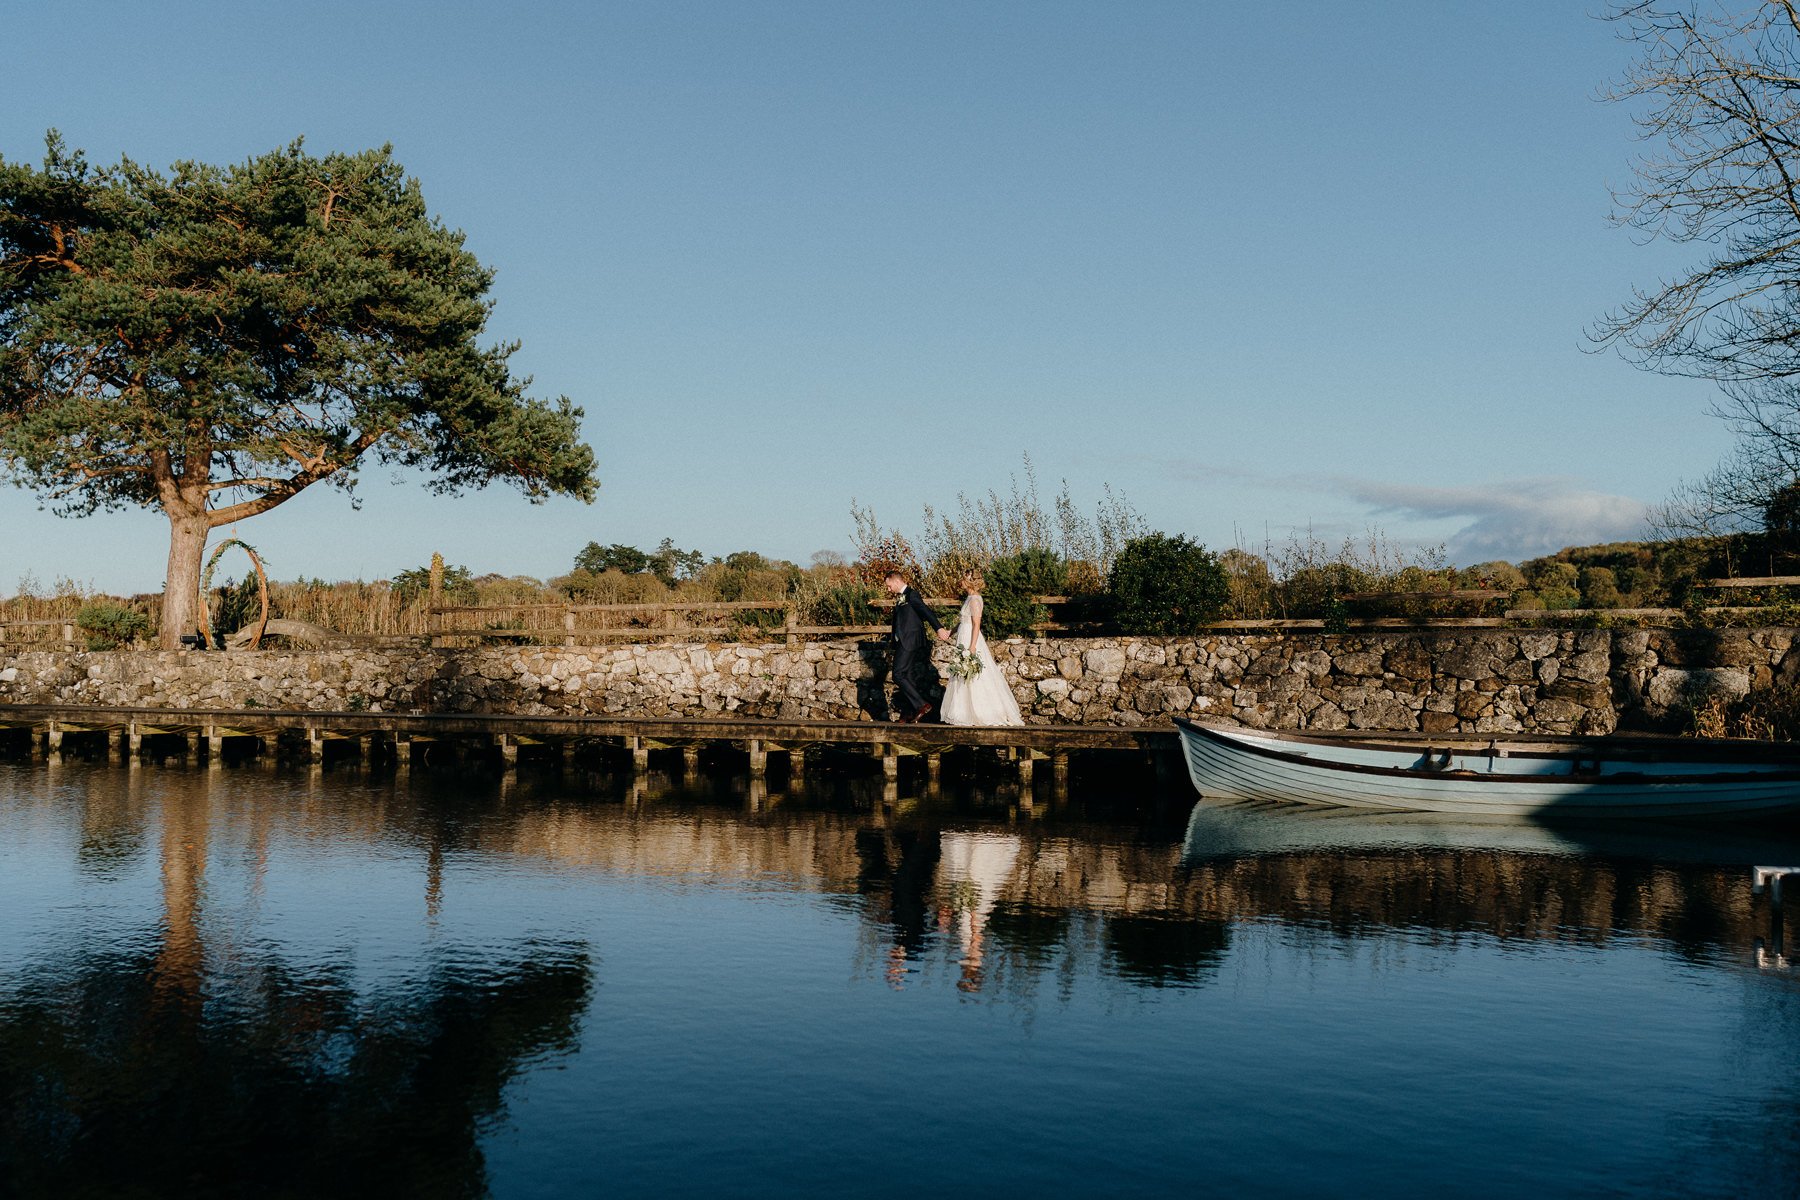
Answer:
(198, 537, 270, 649)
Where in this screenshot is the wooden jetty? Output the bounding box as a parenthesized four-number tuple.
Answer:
(0, 703, 1176, 792)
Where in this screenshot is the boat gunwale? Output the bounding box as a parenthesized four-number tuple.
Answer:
(1171, 717, 1800, 787)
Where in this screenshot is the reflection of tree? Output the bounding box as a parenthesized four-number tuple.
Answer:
(1176, 852, 1750, 960)
(2, 764, 591, 1197)
(844, 817, 1759, 996)
(1102, 915, 1230, 987)
(0, 939, 591, 1198)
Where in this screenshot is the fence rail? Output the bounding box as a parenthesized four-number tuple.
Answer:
(12, 587, 1800, 651)
(0, 619, 77, 650)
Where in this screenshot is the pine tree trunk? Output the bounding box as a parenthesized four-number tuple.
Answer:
(159, 512, 210, 649)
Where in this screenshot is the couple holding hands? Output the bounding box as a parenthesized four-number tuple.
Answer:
(883, 569, 1024, 727)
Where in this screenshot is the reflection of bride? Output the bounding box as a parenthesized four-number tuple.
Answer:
(937, 830, 1022, 992)
(940, 570, 1024, 727)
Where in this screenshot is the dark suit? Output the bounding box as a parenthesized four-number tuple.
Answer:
(889, 584, 942, 715)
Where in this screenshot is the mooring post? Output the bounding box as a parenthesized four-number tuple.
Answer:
(1017, 749, 1035, 787)
(747, 739, 767, 778)
(500, 734, 519, 770)
(925, 752, 941, 785)
(29, 723, 45, 762)
(207, 727, 224, 769)
(683, 744, 700, 778)
(786, 746, 805, 784)
(183, 731, 199, 764)
(631, 735, 649, 772)
(46, 722, 63, 762)
(308, 726, 325, 764)
(882, 743, 899, 780)
(1052, 751, 1070, 798)
(394, 734, 413, 774)
(111, 726, 129, 763)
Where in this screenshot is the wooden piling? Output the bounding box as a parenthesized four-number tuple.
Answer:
(0, 704, 1175, 791)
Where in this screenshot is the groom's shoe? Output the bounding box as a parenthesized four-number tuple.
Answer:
(913, 703, 933, 723)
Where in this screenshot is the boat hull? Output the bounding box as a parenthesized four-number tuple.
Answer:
(1173, 719, 1800, 818)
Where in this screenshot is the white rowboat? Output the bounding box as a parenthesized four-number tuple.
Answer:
(1172, 717, 1800, 819)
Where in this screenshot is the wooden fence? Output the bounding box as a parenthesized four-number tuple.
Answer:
(0, 619, 79, 650)
(11, 576, 1800, 650)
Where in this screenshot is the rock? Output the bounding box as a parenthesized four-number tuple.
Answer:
(1437, 642, 1497, 680)
(1332, 651, 1383, 677)
(1420, 711, 1458, 735)
(1309, 702, 1349, 730)
(1563, 650, 1611, 683)
(1351, 697, 1415, 729)
(1384, 648, 1433, 681)
(1518, 633, 1559, 660)
(1645, 667, 1752, 710)
(1531, 698, 1588, 725)
(1083, 647, 1127, 679)
(1454, 691, 1491, 720)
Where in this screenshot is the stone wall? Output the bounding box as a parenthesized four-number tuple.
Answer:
(2, 626, 1794, 734)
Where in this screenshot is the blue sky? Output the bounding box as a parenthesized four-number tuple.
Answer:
(1, 1, 1731, 592)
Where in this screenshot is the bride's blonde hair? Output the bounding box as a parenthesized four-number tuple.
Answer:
(961, 569, 985, 594)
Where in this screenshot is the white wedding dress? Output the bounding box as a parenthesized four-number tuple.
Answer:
(940, 594, 1025, 727)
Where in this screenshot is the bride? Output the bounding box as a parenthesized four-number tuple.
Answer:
(940, 570, 1025, 727)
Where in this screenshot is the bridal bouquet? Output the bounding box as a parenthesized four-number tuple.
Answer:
(944, 643, 984, 681)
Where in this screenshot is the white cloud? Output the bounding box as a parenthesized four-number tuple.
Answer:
(1335, 478, 1651, 564)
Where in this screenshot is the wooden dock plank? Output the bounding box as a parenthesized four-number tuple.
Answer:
(0, 704, 1172, 754)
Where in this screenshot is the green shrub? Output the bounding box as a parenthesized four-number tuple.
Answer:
(810, 581, 879, 627)
(573, 541, 651, 575)
(75, 600, 151, 649)
(1578, 566, 1622, 610)
(981, 550, 1067, 640)
(391, 562, 476, 605)
(1105, 533, 1229, 635)
(1525, 560, 1579, 591)
(212, 572, 262, 636)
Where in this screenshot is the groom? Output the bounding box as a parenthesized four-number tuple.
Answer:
(885, 570, 950, 723)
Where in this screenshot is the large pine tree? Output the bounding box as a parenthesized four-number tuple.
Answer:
(0, 133, 597, 646)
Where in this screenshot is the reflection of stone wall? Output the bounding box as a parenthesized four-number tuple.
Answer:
(2, 626, 1796, 733)
(478, 809, 1760, 951)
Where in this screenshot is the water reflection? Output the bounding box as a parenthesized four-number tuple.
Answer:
(0, 766, 592, 1197)
(4, 761, 1800, 1196)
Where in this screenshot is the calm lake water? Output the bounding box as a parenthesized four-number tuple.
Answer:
(2, 757, 1799, 1199)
